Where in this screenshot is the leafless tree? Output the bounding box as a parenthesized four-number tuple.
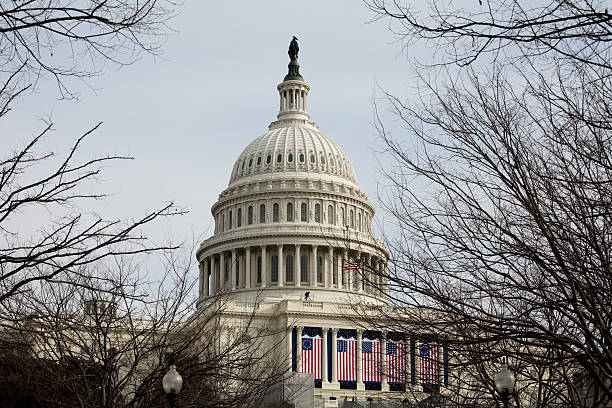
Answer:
(0, 0, 180, 310)
(362, 1, 611, 406)
(0, 249, 287, 408)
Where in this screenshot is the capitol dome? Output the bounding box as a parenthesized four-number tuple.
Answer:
(196, 40, 388, 306)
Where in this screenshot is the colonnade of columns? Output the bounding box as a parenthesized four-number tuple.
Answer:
(293, 326, 401, 391)
(199, 244, 386, 298)
(279, 85, 308, 113)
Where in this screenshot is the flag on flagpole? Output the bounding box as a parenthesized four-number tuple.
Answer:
(362, 338, 381, 382)
(386, 339, 407, 383)
(419, 342, 440, 385)
(342, 260, 361, 270)
(337, 333, 356, 382)
(301, 327, 322, 380)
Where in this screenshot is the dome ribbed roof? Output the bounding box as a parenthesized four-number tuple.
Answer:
(228, 125, 357, 187)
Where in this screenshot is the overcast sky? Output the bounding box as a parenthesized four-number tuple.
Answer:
(6, 1, 424, 258)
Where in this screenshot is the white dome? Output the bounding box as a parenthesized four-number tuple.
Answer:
(229, 125, 357, 187)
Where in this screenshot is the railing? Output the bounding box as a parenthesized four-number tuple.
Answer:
(234, 301, 259, 310)
(302, 301, 323, 309)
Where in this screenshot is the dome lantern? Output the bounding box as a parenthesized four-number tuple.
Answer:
(275, 36, 311, 125)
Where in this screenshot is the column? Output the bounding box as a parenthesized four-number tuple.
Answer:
(310, 245, 318, 287)
(381, 261, 387, 294)
(219, 252, 225, 291)
(326, 247, 333, 289)
(231, 249, 237, 290)
(357, 329, 364, 390)
(304, 90, 308, 111)
(357, 252, 363, 293)
(211, 255, 217, 295)
(337, 252, 343, 289)
(278, 244, 284, 287)
(261, 245, 267, 286)
(198, 261, 204, 297)
(322, 327, 328, 383)
(203, 258, 210, 297)
(245, 247, 251, 289)
(295, 245, 301, 285)
(331, 328, 338, 383)
(382, 334, 389, 391)
(279, 92, 283, 111)
(365, 254, 371, 294)
(296, 326, 303, 372)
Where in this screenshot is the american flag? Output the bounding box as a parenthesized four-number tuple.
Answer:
(362, 338, 381, 382)
(301, 329, 322, 380)
(419, 343, 439, 385)
(343, 260, 361, 270)
(337, 336, 356, 381)
(386, 340, 407, 383)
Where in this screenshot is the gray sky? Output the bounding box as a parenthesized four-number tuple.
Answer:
(6, 1, 421, 255)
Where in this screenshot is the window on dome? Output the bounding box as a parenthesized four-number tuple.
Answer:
(310, 154, 315, 163)
(341, 208, 345, 226)
(266, 155, 271, 164)
(236, 261, 240, 286)
(248, 158, 252, 167)
(301, 203, 308, 222)
(229, 210, 233, 229)
(330, 157, 335, 166)
(271, 255, 278, 283)
(338, 159, 342, 169)
(257, 256, 262, 284)
(314, 204, 321, 223)
(257, 156, 262, 166)
(225, 261, 229, 281)
(299, 153, 305, 163)
(260, 204, 266, 223)
(221, 213, 225, 232)
(237, 208, 242, 227)
(317, 256, 323, 283)
(288, 153, 293, 163)
(277, 154, 282, 163)
(320, 156, 326, 165)
(328, 205, 334, 225)
(350, 209, 355, 229)
(285, 255, 294, 282)
(287, 202, 294, 221)
(247, 206, 253, 225)
(358, 212, 361, 231)
(241, 161, 245, 170)
(300, 255, 309, 283)
(273, 203, 280, 222)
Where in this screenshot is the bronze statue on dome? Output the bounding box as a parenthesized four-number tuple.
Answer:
(289, 36, 299, 61)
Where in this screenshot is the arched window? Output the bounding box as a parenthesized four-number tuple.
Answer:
(350, 209, 355, 229)
(273, 203, 280, 222)
(310, 154, 315, 163)
(299, 153, 305, 163)
(287, 202, 294, 222)
(301, 203, 308, 222)
(229, 210, 233, 229)
(257, 156, 262, 166)
(237, 208, 242, 227)
(314, 203, 321, 223)
(225, 261, 229, 281)
(288, 153, 293, 163)
(221, 213, 225, 232)
(260, 204, 266, 223)
(320, 155, 326, 165)
(286, 254, 294, 282)
(248, 206, 253, 225)
(341, 207, 345, 227)
(271, 255, 278, 283)
(328, 205, 334, 225)
(277, 154, 282, 163)
(358, 212, 361, 231)
(257, 256, 262, 284)
(300, 255, 309, 283)
(317, 256, 323, 283)
(248, 158, 253, 167)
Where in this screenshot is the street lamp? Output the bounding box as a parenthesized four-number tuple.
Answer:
(494, 362, 515, 408)
(162, 364, 183, 408)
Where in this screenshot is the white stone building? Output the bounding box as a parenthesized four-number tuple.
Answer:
(195, 40, 446, 407)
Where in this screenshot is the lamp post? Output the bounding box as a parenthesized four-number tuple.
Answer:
(162, 364, 183, 408)
(494, 363, 515, 408)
